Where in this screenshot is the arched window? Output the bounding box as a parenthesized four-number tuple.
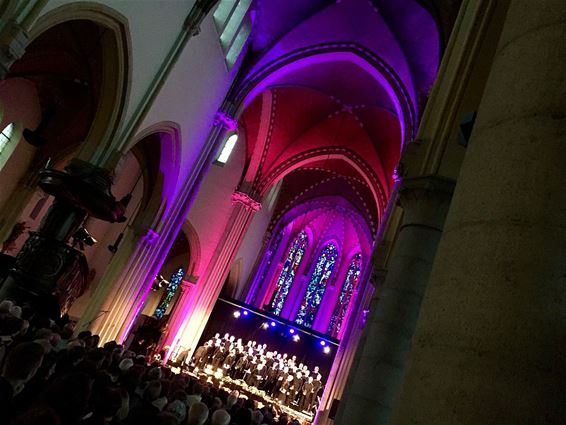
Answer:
(216, 133, 238, 164)
(295, 243, 338, 328)
(0, 122, 15, 154)
(269, 231, 308, 315)
(154, 267, 184, 319)
(327, 253, 362, 337)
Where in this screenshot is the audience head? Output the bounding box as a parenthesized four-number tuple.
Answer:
(211, 408, 231, 425)
(166, 399, 187, 422)
(226, 394, 238, 409)
(2, 341, 44, 393)
(118, 357, 134, 372)
(156, 411, 180, 425)
(188, 401, 209, 425)
(212, 396, 223, 410)
(251, 410, 263, 425)
(143, 379, 162, 402)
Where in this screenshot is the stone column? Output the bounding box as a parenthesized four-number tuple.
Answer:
(80, 108, 237, 342)
(336, 176, 454, 425)
(162, 278, 196, 360)
(391, 3, 566, 424)
(315, 267, 383, 425)
(171, 190, 261, 356)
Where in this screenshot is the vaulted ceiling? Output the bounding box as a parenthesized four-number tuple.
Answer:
(233, 0, 450, 241)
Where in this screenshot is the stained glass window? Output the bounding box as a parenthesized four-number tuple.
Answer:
(295, 243, 338, 328)
(154, 267, 184, 319)
(328, 253, 362, 337)
(269, 231, 308, 315)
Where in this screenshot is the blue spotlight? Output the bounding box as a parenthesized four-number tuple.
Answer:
(270, 321, 276, 327)
(320, 340, 326, 346)
(242, 310, 249, 316)
(289, 328, 295, 334)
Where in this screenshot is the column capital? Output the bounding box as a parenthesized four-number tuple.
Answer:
(141, 228, 159, 245)
(185, 275, 198, 284)
(232, 191, 261, 212)
(369, 267, 387, 289)
(213, 111, 238, 132)
(397, 175, 455, 230)
(398, 175, 455, 206)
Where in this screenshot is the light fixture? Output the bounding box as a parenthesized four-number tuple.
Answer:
(289, 328, 295, 334)
(242, 310, 249, 316)
(292, 335, 300, 342)
(320, 340, 326, 346)
(261, 322, 269, 330)
(323, 346, 331, 354)
(270, 321, 276, 327)
(216, 133, 238, 164)
(233, 311, 241, 318)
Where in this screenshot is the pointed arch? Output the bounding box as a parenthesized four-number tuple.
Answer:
(269, 229, 309, 315)
(328, 252, 362, 338)
(29, 2, 131, 164)
(295, 242, 338, 328)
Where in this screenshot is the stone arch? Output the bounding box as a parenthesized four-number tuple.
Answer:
(258, 148, 387, 220)
(129, 122, 182, 230)
(29, 2, 131, 165)
(232, 45, 415, 145)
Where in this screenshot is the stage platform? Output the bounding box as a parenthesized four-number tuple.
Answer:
(185, 369, 316, 424)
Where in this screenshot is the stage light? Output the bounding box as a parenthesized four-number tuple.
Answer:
(323, 346, 331, 354)
(261, 322, 269, 330)
(233, 311, 241, 318)
(289, 328, 295, 334)
(243, 310, 249, 316)
(292, 335, 300, 342)
(270, 321, 276, 327)
(320, 340, 326, 346)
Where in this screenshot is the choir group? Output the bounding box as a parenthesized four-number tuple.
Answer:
(187, 333, 324, 413)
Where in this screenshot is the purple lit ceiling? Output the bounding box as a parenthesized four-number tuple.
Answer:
(233, 0, 442, 244)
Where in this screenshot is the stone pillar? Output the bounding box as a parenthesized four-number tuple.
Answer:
(171, 190, 261, 356)
(162, 278, 196, 360)
(391, 3, 566, 424)
(315, 267, 383, 425)
(336, 176, 454, 425)
(80, 108, 237, 343)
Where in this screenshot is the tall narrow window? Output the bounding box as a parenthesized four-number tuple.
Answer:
(269, 231, 308, 315)
(327, 253, 362, 337)
(213, 0, 252, 69)
(216, 133, 238, 164)
(295, 243, 338, 328)
(0, 123, 15, 154)
(154, 267, 184, 319)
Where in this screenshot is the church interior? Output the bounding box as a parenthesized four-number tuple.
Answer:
(0, 0, 564, 424)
